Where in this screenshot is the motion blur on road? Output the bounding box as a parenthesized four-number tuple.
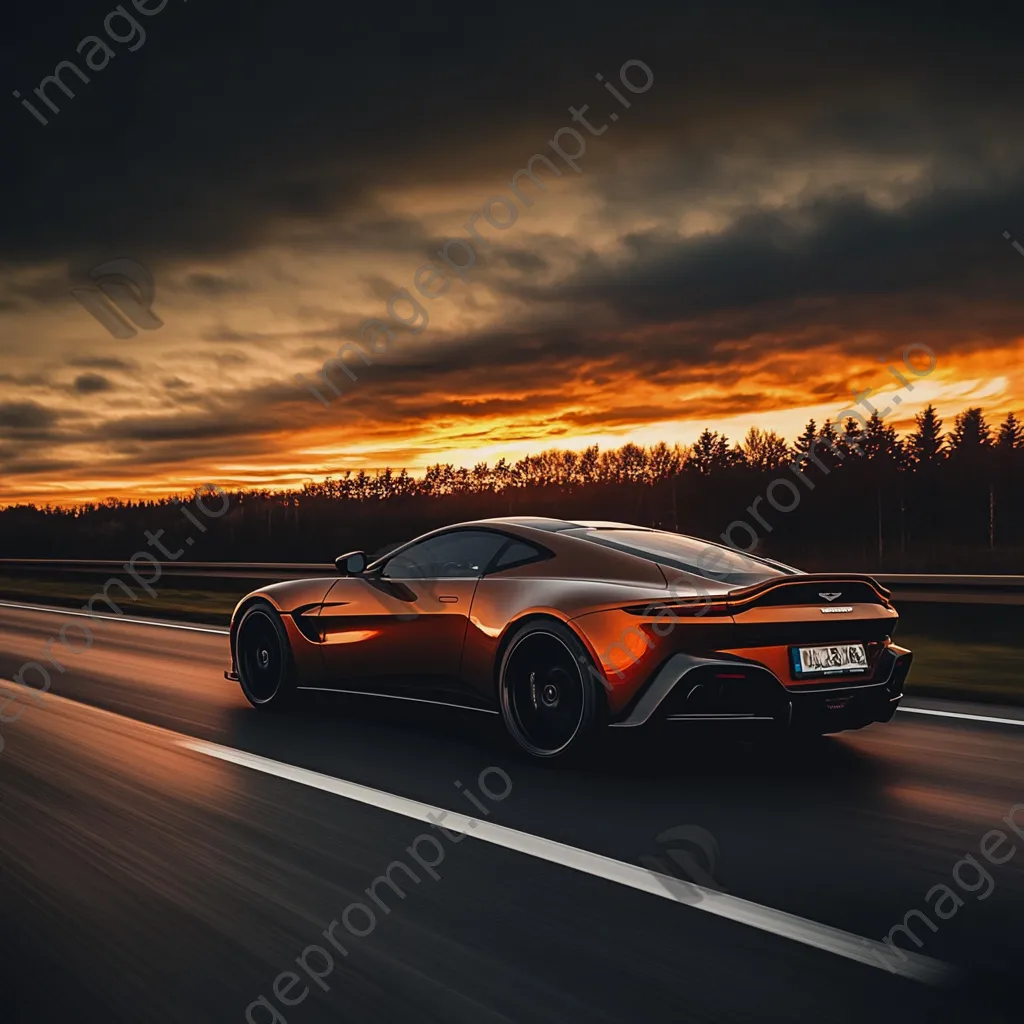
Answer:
(1, 601, 1022, 1023)
(6, 0, 1024, 1018)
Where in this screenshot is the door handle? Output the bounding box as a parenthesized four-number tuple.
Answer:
(439, 595, 459, 603)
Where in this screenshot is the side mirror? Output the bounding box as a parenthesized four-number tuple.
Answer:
(335, 550, 367, 576)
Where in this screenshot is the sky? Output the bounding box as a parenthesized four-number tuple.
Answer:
(2, 0, 1024, 505)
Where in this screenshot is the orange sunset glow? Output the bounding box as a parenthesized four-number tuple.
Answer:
(5, 5, 1024, 508)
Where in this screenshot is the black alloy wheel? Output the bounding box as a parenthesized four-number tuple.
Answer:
(499, 621, 604, 759)
(236, 603, 295, 709)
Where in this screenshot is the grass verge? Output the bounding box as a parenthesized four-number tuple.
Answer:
(0, 576, 241, 626)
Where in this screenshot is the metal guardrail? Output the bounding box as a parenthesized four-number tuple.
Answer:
(0, 559, 335, 581)
(876, 574, 1024, 587)
(0, 561, 1023, 599)
(874, 574, 1024, 604)
(0, 560, 1022, 583)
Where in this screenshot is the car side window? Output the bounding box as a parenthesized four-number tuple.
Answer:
(381, 530, 508, 579)
(488, 539, 548, 573)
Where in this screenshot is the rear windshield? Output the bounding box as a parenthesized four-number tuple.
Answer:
(571, 528, 792, 585)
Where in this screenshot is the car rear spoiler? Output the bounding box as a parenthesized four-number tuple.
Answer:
(622, 572, 893, 616)
(725, 573, 893, 608)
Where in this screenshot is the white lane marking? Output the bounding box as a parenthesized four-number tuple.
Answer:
(179, 736, 952, 985)
(0, 599, 229, 635)
(898, 705, 1024, 728)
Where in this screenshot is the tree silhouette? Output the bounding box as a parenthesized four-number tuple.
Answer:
(686, 429, 733, 475)
(948, 408, 992, 454)
(792, 419, 818, 468)
(648, 441, 686, 481)
(861, 411, 903, 465)
(996, 412, 1023, 450)
(841, 417, 865, 458)
(741, 427, 790, 471)
(3, 405, 1024, 572)
(907, 404, 945, 467)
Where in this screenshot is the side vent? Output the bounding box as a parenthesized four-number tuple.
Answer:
(289, 605, 324, 643)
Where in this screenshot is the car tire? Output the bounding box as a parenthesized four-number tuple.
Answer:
(235, 601, 298, 710)
(498, 619, 606, 761)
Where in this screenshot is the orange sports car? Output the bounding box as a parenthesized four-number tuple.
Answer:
(226, 517, 912, 759)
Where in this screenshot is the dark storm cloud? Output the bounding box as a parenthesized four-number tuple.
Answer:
(4, 270, 76, 305)
(199, 327, 262, 344)
(0, 401, 60, 430)
(502, 250, 549, 274)
(0, 372, 51, 387)
(6, 0, 1024, 502)
(185, 273, 250, 296)
(170, 349, 252, 370)
(65, 354, 138, 371)
(495, 179, 1024, 360)
(64, 387, 319, 473)
(96, 379, 314, 448)
(0, 456, 81, 476)
(4, 0, 1024, 272)
(287, 317, 725, 430)
(199, 323, 353, 344)
(72, 372, 113, 394)
(362, 276, 405, 302)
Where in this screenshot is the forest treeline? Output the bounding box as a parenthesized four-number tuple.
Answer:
(2, 405, 1023, 571)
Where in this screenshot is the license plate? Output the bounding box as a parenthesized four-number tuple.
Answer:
(792, 643, 868, 676)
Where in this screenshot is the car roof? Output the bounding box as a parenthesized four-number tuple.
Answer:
(466, 518, 797, 574)
(369, 517, 798, 578)
(471, 516, 651, 532)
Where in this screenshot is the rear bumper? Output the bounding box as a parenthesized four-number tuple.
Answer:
(610, 645, 911, 733)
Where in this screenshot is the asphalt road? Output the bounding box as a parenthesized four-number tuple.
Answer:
(1, 601, 1023, 1023)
